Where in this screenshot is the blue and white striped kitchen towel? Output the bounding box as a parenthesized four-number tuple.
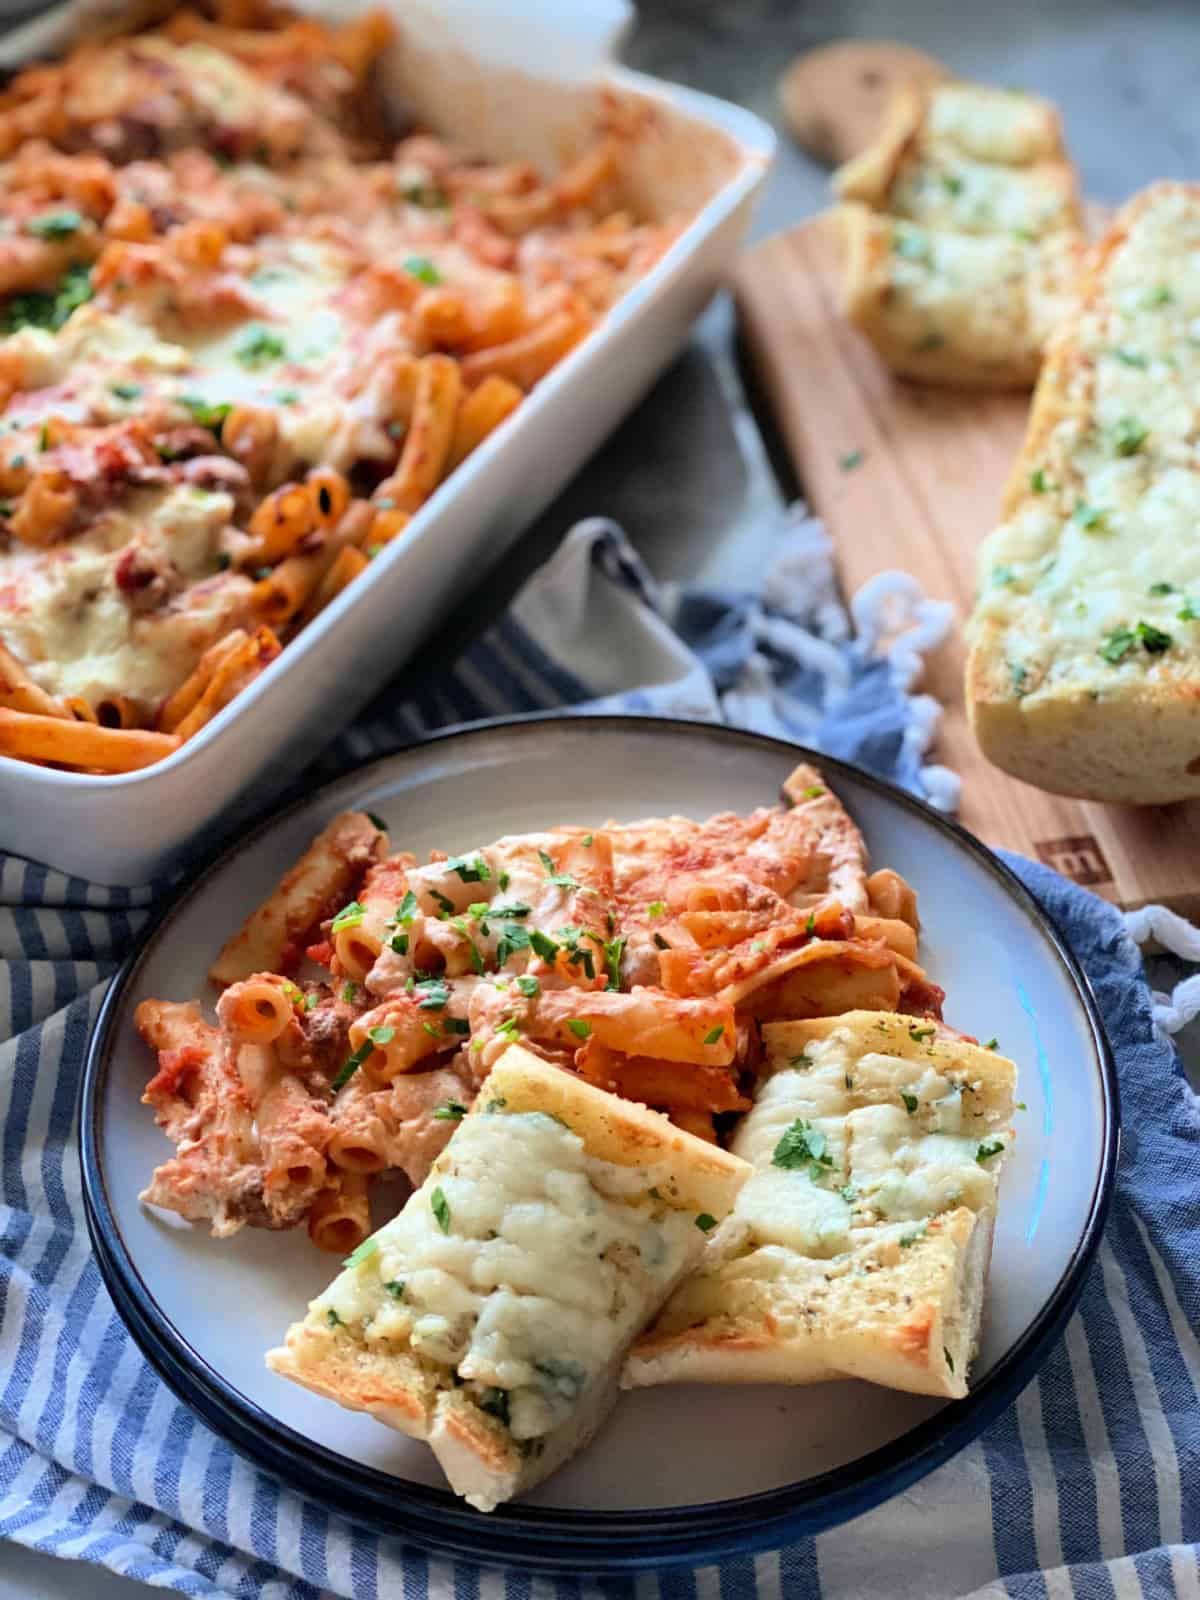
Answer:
(2, 511, 1199, 1599)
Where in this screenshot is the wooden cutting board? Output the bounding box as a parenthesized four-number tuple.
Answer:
(734, 215, 1200, 916)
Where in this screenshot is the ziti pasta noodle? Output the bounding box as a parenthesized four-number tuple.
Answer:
(0, 3, 685, 775)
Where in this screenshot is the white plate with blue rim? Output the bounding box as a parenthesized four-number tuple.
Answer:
(81, 715, 1118, 1571)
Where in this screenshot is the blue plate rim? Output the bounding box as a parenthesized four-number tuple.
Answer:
(79, 712, 1120, 1572)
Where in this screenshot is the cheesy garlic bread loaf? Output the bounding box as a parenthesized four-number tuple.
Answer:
(967, 182, 1200, 802)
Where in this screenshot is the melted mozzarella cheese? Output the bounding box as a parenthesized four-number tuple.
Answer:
(926, 85, 1059, 167)
(1, 484, 246, 703)
(318, 1108, 696, 1441)
(970, 187, 1200, 694)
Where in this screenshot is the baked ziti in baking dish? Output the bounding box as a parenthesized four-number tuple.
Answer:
(0, 4, 683, 774)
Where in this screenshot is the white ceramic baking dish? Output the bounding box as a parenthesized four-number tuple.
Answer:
(0, 0, 773, 884)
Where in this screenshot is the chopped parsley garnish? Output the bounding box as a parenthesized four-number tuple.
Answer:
(384, 1280, 405, 1300)
(479, 1387, 510, 1426)
(422, 1021, 441, 1038)
(1137, 620, 1173, 654)
(1110, 415, 1148, 456)
(909, 1023, 936, 1041)
(801, 785, 825, 799)
(983, 1037, 999, 1050)
(1029, 468, 1053, 494)
(498, 870, 510, 891)
(494, 1016, 520, 1043)
(1142, 284, 1173, 308)
(275, 388, 300, 405)
(326, 1308, 344, 1328)
(556, 926, 596, 980)
(537, 849, 579, 891)
(366, 810, 388, 831)
(992, 565, 1016, 586)
(431, 1186, 451, 1233)
(341, 982, 358, 1003)
(429, 888, 455, 917)
(944, 1347, 955, 1373)
(389, 934, 409, 955)
(529, 928, 560, 961)
(1179, 599, 1200, 622)
(603, 935, 625, 991)
(467, 901, 488, 919)
(0, 263, 92, 335)
(415, 977, 450, 1010)
(1113, 348, 1147, 368)
(446, 853, 490, 883)
(839, 1183, 857, 1204)
(109, 382, 143, 400)
(179, 396, 232, 430)
(976, 1139, 1005, 1164)
(941, 173, 964, 197)
(901, 1090, 919, 1114)
(1098, 627, 1136, 664)
(703, 1025, 725, 1046)
(695, 1213, 718, 1232)
(331, 1039, 372, 1090)
(404, 255, 443, 285)
(433, 1101, 467, 1120)
(443, 1017, 469, 1035)
(38, 423, 49, 453)
(491, 901, 531, 919)
(367, 1025, 395, 1046)
(839, 449, 864, 471)
(894, 229, 930, 262)
(789, 1052, 811, 1067)
(566, 1018, 592, 1040)
(899, 1228, 925, 1248)
(647, 901, 666, 917)
(1149, 581, 1177, 596)
(330, 900, 365, 932)
(392, 890, 418, 925)
(805, 912, 816, 936)
(236, 325, 287, 368)
(495, 921, 532, 966)
(1072, 501, 1106, 531)
(581, 834, 593, 846)
(26, 208, 84, 239)
(1010, 662, 1028, 694)
(772, 1119, 834, 1172)
(515, 974, 540, 998)
(344, 1237, 378, 1268)
(402, 181, 449, 208)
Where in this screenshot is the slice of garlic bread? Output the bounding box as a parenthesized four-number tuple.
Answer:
(623, 1012, 1016, 1400)
(833, 79, 1083, 389)
(967, 182, 1200, 802)
(267, 1044, 749, 1511)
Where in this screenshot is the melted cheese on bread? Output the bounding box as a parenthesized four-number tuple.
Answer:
(967, 183, 1200, 801)
(624, 1012, 1015, 1400)
(267, 1046, 749, 1512)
